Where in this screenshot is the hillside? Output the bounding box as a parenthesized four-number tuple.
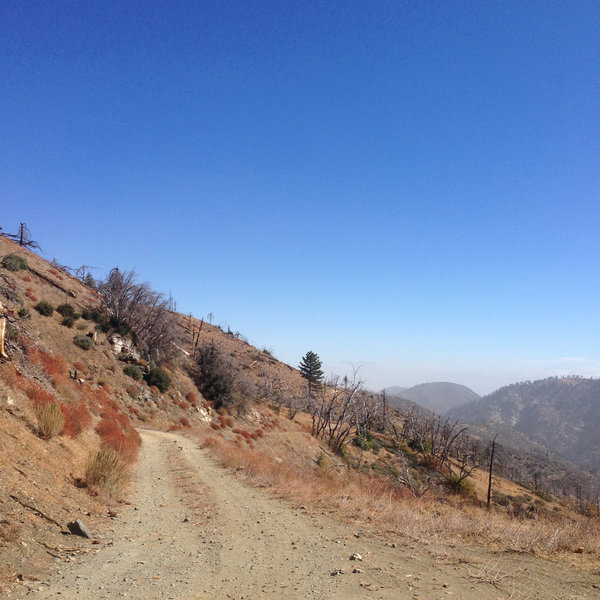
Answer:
(448, 377, 600, 478)
(385, 382, 480, 414)
(1, 236, 600, 597)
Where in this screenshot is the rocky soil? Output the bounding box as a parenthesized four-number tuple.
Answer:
(7, 430, 598, 600)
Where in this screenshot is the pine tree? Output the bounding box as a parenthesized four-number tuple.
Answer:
(299, 351, 324, 395)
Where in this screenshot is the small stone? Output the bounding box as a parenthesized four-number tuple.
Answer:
(349, 553, 363, 561)
(331, 569, 345, 576)
(67, 519, 92, 539)
(352, 568, 363, 573)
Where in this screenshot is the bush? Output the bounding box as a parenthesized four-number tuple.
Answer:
(35, 402, 65, 439)
(448, 474, 476, 497)
(84, 447, 127, 491)
(60, 401, 92, 438)
(56, 303, 77, 318)
(73, 334, 94, 350)
(194, 341, 235, 409)
(145, 366, 170, 393)
(61, 316, 75, 328)
(18, 307, 30, 319)
(34, 301, 54, 316)
(2, 254, 28, 272)
(123, 364, 143, 380)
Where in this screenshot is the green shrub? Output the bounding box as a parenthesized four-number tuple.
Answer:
(61, 316, 75, 328)
(194, 341, 235, 409)
(492, 491, 512, 506)
(73, 334, 94, 350)
(448, 474, 476, 496)
(34, 301, 54, 316)
(56, 303, 77, 318)
(18, 307, 30, 319)
(353, 431, 382, 453)
(123, 364, 143, 381)
(145, 366, 170, 393)
(2, 254, 28, 272)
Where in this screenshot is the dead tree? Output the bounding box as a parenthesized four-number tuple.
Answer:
(308, 369, 367, 454)
(487, 433, 499, 508)
(1, 222, 41, 250)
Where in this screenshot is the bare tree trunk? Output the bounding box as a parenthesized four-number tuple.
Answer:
(0, 302, 7, 359)
(487, 434, 499, 508)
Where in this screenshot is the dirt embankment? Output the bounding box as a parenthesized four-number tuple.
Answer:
(9, 430, 598, 600)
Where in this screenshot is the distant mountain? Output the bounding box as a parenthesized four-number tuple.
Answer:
(384, 382, 480, 414)
(448, 377, 600, 477)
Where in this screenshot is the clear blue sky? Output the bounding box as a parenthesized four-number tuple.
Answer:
(2, 1, 599, 395)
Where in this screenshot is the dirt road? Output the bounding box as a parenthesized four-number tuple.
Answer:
(12, 430, 597, 599)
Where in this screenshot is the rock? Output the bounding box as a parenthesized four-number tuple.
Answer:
(330, 569, 345, 576)
(349, 553, 363, 561)
(67, 519, 92, 539)
(352, 567, 364, 573)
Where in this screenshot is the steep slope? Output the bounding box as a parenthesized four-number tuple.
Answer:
(449, 377, 600, 477)
(385, 382, 480, 414)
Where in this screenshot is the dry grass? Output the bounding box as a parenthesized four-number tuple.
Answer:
(196, 431, 600, 558)
(35, 402, 65, 439)
(84, 447, 128, 492)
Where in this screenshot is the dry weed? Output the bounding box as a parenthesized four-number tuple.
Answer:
(85, 447, 128, 491)
(466, 560, 523, 588)
(35, 402, 65, 439)
(196, 431, 600, 558)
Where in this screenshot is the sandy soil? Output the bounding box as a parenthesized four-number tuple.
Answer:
(9, 430, 598, 600)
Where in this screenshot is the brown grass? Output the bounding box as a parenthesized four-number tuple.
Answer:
(35, 402, 65, 439)
(84, 447, 128, 492)
(196, 431, 600, 558)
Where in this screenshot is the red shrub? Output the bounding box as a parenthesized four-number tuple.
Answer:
(180, 417, 191, 427)
(22, 275, 32, 282)
(0, 364, 25, 390)
(219, 415, 227, 427)
(255, 429, 264, 438)
(27, 348, 67, 386)
(73, 361, 85, 372)
(96, 418, 140, 463)
(250, 432, 258, 440)
(210, 422, 221, 430)
(25, 383, 56, 407)
(180, 401, 190, 411)
(60, 401, 92, 438)
(185, 392, 196, 403)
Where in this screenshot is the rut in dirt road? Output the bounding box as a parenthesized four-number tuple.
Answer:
(13, 431, 409, 599)
(13, 430, 597, 600)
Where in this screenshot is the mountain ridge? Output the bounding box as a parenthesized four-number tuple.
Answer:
(384, 381, 480, 414)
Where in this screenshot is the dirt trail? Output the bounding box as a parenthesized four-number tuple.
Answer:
(12, 430, 597, 599)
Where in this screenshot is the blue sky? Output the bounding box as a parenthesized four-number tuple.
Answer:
(2, 1, 599, 394)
